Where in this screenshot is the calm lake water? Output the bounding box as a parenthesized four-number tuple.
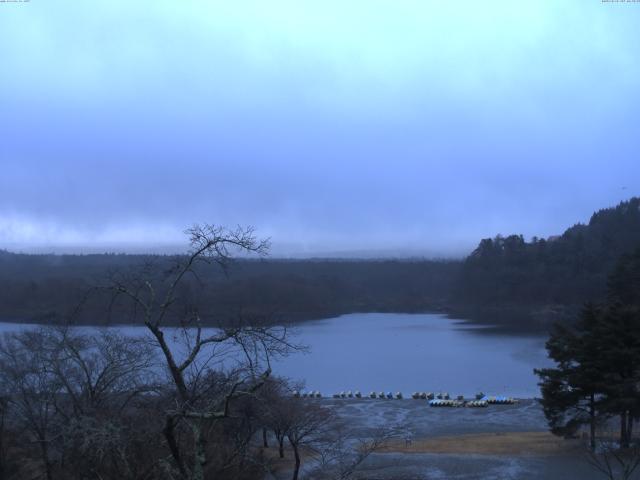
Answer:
(0, 313, 550, 398)
(274, 313, 550, 398)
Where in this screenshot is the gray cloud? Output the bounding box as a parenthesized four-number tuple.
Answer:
(1, 1, 639, 256)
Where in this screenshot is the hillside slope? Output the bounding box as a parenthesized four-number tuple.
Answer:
(453, 197, 640, 329)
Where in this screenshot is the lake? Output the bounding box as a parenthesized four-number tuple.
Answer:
(0, 313, 550, 398)
(274, 313, 549, 398)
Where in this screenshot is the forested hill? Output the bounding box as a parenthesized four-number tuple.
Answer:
(0, 252, 459, 325)
(453, 197, 640, 328)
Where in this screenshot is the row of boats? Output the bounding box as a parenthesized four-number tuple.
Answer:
(292, 390, 517, 406)
(428, 397, 517, 407)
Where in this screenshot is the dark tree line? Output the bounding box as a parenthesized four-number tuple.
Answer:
(535, 247, 640, 453)
(454, 197, 640, 329)
(0, 250, 458, 327)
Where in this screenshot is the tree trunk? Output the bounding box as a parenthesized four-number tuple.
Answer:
(263, 428, 269, 448)
(291, 441, 301, 480)
(621, 411, 629, 448)
(39, 439, 53, 480)
(589, 393, 596, 451)
(0, 407, 5, 480)
(191, 422, 207, 480)
(627, 414, 634, 445)
(278, 437, 285, 458)
(163, 416, 187, 477)
(147, 324, 189, 400)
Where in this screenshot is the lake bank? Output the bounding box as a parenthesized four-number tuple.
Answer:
(267, 399, 606, 480)
(380, 431, 582, 455)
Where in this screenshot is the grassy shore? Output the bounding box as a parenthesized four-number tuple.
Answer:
(380, 431, 583, 456)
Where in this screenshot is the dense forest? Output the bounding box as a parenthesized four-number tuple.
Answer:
(453, 197, 640, 329)
(0, 197, 639, 331)
(0, 251, 459, 326)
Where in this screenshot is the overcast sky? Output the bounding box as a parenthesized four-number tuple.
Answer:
(1, 1, 639, 257)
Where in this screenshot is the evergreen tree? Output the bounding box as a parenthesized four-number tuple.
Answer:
(458, 197, 640, 314)
(536, 247, 640, 448)
(535, 303, 604, 449)
(595, 305, 640, 448)
(598, 247, 640, 447)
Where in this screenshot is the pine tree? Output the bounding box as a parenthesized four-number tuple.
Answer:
(536, 247, 640, 449)
(535, 303, 604, 449)
(597, 248, 640, 447)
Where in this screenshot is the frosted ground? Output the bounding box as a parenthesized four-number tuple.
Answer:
(276, 398, 630, 480)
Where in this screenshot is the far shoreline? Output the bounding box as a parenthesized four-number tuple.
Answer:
(0, 305, 555, 337)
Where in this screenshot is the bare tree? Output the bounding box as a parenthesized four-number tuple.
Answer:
(0, 329, 62, 480)
(245, 376, 393, 480)
(107, 224, 298, 480)
(0, 395, 7, 479)
(46, 328, 160, 480)
(586, 439, 640, 480)
(43, 327, 157, 417)
(304, 420, 400, 480)
(284, 402, 334, 480)
(0, 326, 163, 480)
(282, 409, 396, 480)
(313, 425, 397, 480)
(261, 378, 298, 459)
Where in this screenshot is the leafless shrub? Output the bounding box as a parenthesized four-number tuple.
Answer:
(309, 422, 401, 480)
(586, 439, 640, 480)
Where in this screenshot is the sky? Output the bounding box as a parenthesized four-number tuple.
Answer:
(0, 1, 639, 257)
